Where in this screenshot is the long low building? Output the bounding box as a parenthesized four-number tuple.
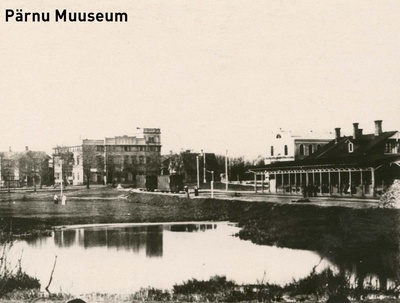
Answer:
(250, 120, 400, 198)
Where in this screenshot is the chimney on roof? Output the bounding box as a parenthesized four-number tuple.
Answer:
(335, 128, 341, 143)
(353, 123, 359, 140)
(25, 146, 29, 151)
(374, 120, 383, 136)
(358, 129, 363, 137)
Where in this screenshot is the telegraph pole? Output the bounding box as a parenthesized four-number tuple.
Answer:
(196, 155, 200, 188)
(202, 150, 206, 183)
(60, 159, 63, 198)
(0, 156, 2, 188)
(211, 171, 214, 198)
(225, 150, 228, 192)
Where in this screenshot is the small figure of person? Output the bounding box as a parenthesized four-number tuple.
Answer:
(61, 194, 67, 205)
(313, 183, 318, 197)
(54, 194, 59, 204)
(302, 185, 307, 198)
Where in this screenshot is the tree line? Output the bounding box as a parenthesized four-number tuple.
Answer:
(0, 151, 51, 192)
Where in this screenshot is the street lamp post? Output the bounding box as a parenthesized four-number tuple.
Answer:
(60, 159, 63, 198)
(225, 150, 228, 192)
(211, 170, 214, 198)
(196, 155, 200, 188)
(202, 150, 206, 184)
(206, 169, 214, 198)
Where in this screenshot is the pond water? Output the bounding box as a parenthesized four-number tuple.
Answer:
(11, 222, 333, 294)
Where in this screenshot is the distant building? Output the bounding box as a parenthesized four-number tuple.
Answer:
(265, 129, 331, 164)
(53, 128, 162, 186)
(0, 146, 52, 188)
(252, 120, 400, 198)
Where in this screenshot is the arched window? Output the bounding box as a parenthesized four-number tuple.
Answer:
(348, 142, 354, 153)
(299, 144, 304, 156)
(276, 134, 281, 139)
(308, 144, 313, 155)
(284, 145, 288, 156)
(270, 146, 274, 156)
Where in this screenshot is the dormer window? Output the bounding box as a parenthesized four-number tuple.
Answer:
(348, 142, 354, 153)
(385, 142, 400, 154)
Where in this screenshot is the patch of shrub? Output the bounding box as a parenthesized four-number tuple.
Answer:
(285, 267, 349, 299)
(0, 230, 41, 297)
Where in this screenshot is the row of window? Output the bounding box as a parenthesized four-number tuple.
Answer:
(385, 142, 400, 154)
(106, 146, 160, 152)
(270, 145, 289, 157)
(299, 144, 322, 156)
(107, 155, 155, 165)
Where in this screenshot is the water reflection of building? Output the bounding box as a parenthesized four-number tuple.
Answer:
(54, 225, 164, 258)
(168, 224, 216, 232)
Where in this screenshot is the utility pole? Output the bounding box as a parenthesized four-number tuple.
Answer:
(196, 155, 200, 188)
(225, 150, 228, 192)
(104, 138, 107, 185)
(202, 150, 206, 183)
(211, 170, 214, 198)
(0, 155, 2, 188)
(60, 159, 63, 198)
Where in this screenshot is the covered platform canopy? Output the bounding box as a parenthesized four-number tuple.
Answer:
(249, 154, 400, 197)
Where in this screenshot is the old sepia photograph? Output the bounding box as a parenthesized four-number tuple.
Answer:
(1, 1, 400, 302)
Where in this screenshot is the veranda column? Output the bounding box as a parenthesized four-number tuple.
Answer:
(338, 170, 341, 195)
(371, 168, 375, 197)
(261, 173, 264, 193)
(320, 171, 323, 194)
(295, 171, 298, 195)
(281, 173, 284, 194)
(360, 169, 364, 197)
(328, 171, 331, 195)
(349, 170, 352, 196)
(288, 172, 291, 194)
(254, 173, 257, 193)
(275, 173, 278, 193)
(269, 173, 271, 193)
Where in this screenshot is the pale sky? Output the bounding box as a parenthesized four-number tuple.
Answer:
(1, 0, 399, 158)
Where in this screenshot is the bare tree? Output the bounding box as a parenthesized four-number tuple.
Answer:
(52, 146, 74, 186)
(167, 153, 185, 175)
(146, 153, 161, 176)
(82, 143, 103, 189)
(0, 153, 17, 193)
(18, 151, 49, 192)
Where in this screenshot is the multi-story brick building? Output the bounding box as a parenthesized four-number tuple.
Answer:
(53, 128, 162, 186)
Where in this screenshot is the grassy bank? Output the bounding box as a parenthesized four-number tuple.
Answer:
(1, 187, 400, 301)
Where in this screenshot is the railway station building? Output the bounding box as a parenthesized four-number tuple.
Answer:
(251, 121, 400, 198)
